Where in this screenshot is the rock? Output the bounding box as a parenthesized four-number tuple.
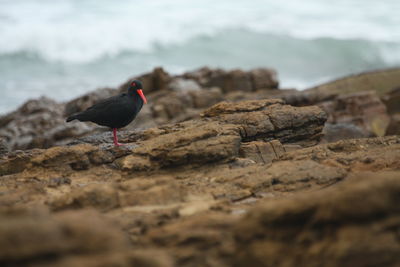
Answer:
(0, 99, 328, 174)
(0, 209, 132, 266)
(0, 97, 95, 151)
(202, 99, 285, 116)
(143, 212, 237, 267)
(118, 178, 186, 207)
(119, 67, 172, 94)
(169, 78, 201, 92)
(131, 121, 242, 168)
(233, 171, 400, 267)
(306, 67, 400, 96)
(224, 69, 253, 92)
(321, 123, 368, 143)
(203, 99, 327, 144)
(249, 68, 279, 90)
(327, 91, 390, 137)
(183, 67, 279, 92)
(382, 86, 400, 114)
(182, 67, 226, 88)
(189, 87, 223, 109)
(386, 113, 400, 135)
(49, 183, 120, 212)
(239, 140, 285, 164)
(2, 66, 400, 266)
(0, 131, 399, 266)
(0, 138, 8, 156)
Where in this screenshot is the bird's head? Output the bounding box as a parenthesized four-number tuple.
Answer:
(130, 80, 147, 104)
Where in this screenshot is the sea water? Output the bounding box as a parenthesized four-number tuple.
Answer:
(0, 0, 399, 114)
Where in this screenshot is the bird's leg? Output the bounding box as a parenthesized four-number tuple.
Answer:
(113, 128, 123, 146)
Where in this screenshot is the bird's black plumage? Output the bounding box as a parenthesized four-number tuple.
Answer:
(66, 80, 146, 129)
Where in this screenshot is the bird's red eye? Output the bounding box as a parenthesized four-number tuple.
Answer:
(131, 82, 136, 87)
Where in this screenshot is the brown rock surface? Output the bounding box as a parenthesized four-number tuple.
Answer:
(0, 93, 400, 266)
(1, 67, 400, 266)
(182, 67, 279, 92)
(0, 97, 95, 151)
(327, 91, 390, 137)
(3, 67, 399, 151)
(234, 171, 400, 267)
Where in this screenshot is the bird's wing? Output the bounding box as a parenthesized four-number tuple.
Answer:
(77, 94, 131, 121)
(85, 94, 124, 112)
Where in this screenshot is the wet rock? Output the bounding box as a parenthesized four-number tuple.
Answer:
(233, 171, 400, 267)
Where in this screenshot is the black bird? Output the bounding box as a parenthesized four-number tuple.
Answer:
(66, 80, 147, 146)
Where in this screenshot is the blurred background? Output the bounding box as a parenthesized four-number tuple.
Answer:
(0, 0, 399, 114)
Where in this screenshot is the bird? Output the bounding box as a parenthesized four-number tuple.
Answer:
(66, 80, 147, 146)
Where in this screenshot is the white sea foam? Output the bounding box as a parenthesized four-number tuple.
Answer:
(0, 0, 399, 113)
(0, 0, 399, 63)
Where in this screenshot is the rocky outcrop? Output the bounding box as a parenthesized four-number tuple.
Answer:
(0, 208, 173, 267)
(0, 97, 95, 151)
(234, 171, 400, 267)
(182, 67, 279, 92)
(324, 91, 390, 138)
(0, 90, 399, 266)
(383, 87, 400, 135)
(307, 67, 400, 96)
(2, 67, 400, 151)
(0, 99, 327, 176)
(0, 67, 281, 151)
(1, 66, 400, 266)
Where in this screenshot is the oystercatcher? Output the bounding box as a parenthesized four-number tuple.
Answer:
(66, 80, 147, 146)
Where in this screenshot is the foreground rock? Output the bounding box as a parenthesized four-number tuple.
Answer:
(0, 94, 400, 266)
(234, 171, 400, 267)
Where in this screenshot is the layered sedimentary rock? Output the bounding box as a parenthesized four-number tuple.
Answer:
(1, 93, 400, 266)
(234, 171, 400, 267)
(1, 67, 400, 266)
(2, 66, 400, 151)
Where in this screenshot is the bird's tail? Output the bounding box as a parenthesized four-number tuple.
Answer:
(66, 114, 78, 122)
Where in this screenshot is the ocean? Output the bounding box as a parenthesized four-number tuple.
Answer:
(0, 0, 399, 114)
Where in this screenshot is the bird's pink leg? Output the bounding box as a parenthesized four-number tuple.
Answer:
(113, 128, 123, 146)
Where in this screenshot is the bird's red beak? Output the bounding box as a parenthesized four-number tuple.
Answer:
(137, 89, 147, 104)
